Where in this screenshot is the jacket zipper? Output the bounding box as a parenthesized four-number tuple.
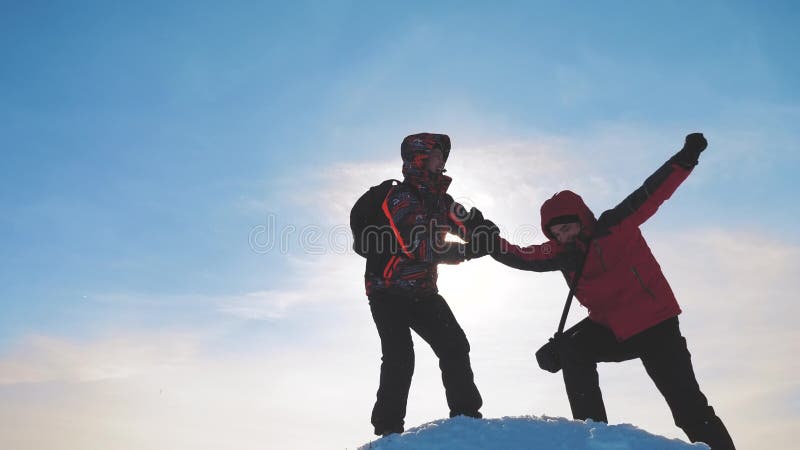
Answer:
(631, 266, 657, 300)
(594, 243, 608, 272)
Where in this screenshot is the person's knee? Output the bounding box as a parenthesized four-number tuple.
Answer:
(436, 331, 471, 359)
(382, 345, 415, 373)
(559, 339, 595, 369)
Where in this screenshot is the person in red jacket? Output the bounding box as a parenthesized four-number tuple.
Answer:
(488, 133, 735, 450)
(365, 133, 491, 437)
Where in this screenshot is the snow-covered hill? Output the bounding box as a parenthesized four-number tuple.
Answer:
(358, 415, 709, 450)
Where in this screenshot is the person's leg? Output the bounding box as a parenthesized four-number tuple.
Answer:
(559, 318, 638, 422)
(369, 292, 414, 435)
(409, 293, 482, 418)
(636, 318, 735, 450)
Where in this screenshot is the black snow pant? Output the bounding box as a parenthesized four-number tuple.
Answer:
(559, 316, 735, 450)
(368, 290, 482, 435)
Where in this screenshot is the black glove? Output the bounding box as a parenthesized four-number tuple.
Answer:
(462, 207, 485, 231)
(671, 132, 708, 168)
(684, 132, 708, 153)
(464, 219, 500, 260)
(476, 219, 500, 238)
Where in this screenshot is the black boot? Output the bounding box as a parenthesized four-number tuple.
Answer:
(682, 416, 735, 450)
(374, 424, 404, 437)
(449, 410, 482, 419)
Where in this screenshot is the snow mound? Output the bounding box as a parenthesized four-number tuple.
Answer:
(358, 415, 709, 450)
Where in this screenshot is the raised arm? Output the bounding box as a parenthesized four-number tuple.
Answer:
(596, 133, 708, 231)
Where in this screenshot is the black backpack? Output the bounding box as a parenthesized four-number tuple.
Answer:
(350, 179, 403, 260)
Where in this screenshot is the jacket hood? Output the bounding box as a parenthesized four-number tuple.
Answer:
(400, 133, 452, 194)
(401, 133, 451, 166)
(540, 190, 596, 240)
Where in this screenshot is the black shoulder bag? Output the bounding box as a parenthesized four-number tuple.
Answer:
(535, 243, 591, 373)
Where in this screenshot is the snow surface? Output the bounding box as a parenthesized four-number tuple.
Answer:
(358, 415, 709, 450)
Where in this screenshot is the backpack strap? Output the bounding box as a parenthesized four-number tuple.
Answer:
(379, 179, 402, 209)
(380, 179, 420, 213)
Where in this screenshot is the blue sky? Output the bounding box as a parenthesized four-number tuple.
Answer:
(1, 2, 799, 449)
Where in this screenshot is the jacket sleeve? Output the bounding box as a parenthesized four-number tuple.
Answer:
(437, 196, 470, 264)
(596, 154, 694, 231)
(442, 196, 476, 242)
(490, 237, 563, 272)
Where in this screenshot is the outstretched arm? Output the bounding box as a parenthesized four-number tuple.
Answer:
(597, 133, 708, 231)
(490, 235, 574, 272)
(435, 197, 493, 264)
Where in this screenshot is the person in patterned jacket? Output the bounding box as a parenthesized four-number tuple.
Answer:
(366, 133, 491, 437)
(487, 133, 735, 450)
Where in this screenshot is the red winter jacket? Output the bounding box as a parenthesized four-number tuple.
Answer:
(493, 152, 697, 341)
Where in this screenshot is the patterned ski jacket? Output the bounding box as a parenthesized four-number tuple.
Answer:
(492, 149, 699, 341)
(365, 133, 477, 297)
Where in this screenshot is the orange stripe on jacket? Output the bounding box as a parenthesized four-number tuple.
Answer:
(382, 190, 415, 259)
(384, 255, 401, 280)
(383, 255, 397, 279)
